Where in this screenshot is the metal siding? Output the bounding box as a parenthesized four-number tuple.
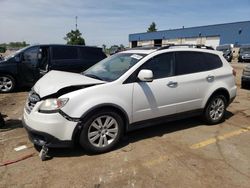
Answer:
(129, 21, 250, 45)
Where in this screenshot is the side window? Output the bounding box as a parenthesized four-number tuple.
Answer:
(175, 51, 207, 75)
(203, 53, 223, 70)
(141, 53, 174, 79)
(79, 48, 106, 61)
(52, 46, 78, 60)
(23, 47, 39, 63)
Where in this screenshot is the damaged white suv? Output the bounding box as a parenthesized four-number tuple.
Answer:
(23, 45, 237, 153)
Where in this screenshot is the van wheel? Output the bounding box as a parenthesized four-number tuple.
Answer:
(241, 81, 247, 89)
(0, 75, 15, 93)
(203, 95, 227, 125)
(79, 110, 124, 154)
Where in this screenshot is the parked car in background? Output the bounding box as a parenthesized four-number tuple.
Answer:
(23, 45, 237, 154)
(241, 64, 250, 88)
(238, 45, 250, 62)
(216, 44, 233, 62)
(0, 44, 106, 93)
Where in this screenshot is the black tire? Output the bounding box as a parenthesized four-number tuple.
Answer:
(241, 81, 247, 89)
(203, 95, 227, 125)
(0, 75, 15, 93)
(79, 110, 124, 154)
(0, 113, 5, 128)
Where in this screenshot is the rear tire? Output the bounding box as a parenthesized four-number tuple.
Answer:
(79, 110, 124, 154)
(241, 81, 247, 89)
(203, 95, 227, 125)
(0, 113, 5, 128)
(0, 75, 15, 93)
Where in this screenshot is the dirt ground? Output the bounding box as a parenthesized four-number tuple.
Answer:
(0, 62, 250, 188)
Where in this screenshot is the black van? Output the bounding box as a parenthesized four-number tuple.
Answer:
(0, 44, 106, 93)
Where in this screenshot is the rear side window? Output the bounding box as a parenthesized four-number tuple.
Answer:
(79, 48, 106, 61)
(203, 53, 222, 70)
(175, 51, 222, 75)
(52, 46, 78, 60)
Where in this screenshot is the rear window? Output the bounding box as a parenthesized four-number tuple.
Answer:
(52, 46, 78, 60)
(175, 51, 222, 75)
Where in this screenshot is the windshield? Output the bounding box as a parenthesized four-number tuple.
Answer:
(83, 53, 146, 81)
(4, 46, 30, 60)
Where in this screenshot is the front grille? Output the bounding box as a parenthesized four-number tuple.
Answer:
(25, 91, 40, 114)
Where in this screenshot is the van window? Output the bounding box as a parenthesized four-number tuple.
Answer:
(52, 46, 78, 60)
(23, 47, 39, 65)
(79, 48, 106, 61)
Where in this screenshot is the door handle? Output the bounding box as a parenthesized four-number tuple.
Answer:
(167, 81, 178, 88)
(206, 75, 215, 82)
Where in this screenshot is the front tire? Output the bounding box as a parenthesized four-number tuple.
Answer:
(203, 95, 227, 125)
(0, 75, 15, 93)
(79, 110, 124, 154)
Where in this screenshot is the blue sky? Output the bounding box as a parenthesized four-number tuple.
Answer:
(0, 0, 249, 47)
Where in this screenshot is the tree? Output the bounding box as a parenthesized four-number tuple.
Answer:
(64, 29, 85, 45)
(0, 41, 29, 49)
(147, 22, 157, 32)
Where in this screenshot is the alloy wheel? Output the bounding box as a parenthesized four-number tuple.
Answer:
(209, 98, 225, 121)
(0, 76, 13, 92)
(88, 115, 118, 148)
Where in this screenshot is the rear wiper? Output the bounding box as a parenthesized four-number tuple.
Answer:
(84, 74, 104, 81)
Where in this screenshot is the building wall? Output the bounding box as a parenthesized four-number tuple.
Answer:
(129, 21, 250, 48)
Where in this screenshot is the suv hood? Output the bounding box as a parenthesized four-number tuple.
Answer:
(34, 70, 106, 98)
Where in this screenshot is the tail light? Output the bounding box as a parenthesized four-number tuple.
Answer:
(232, 69, 236, 77)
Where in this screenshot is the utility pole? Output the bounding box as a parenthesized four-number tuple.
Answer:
(75, 16, 78, 30)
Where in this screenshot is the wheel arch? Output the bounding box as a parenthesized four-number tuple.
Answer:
(72, 103, 130, 144)
(204, 88, 230, 109)
(0, 72, 17, 82)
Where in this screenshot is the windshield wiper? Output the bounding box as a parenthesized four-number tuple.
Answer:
(84, 73, 104, 81)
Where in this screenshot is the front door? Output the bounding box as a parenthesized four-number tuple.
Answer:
(20, 46, 39, 85)
(38, 46, 50, 78)
(132, 52, 178, 123)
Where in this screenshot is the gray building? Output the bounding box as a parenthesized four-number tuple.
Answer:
(129, 21, 250, 49)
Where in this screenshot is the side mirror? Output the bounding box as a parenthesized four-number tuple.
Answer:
(138, 69, 153, 82)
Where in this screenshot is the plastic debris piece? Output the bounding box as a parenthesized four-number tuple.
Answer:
(14, 145, 28, 151)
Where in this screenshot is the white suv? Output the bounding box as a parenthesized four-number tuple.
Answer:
(22, 45, 237, 153)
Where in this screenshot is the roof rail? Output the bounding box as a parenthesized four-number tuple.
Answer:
(130, 46, 158, 50)
(157, 44, 214, 50)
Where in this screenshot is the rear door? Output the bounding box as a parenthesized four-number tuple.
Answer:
(79, 48, 107, 71)
(173, 51, 217, 113)
(50, 46, 81, 72)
